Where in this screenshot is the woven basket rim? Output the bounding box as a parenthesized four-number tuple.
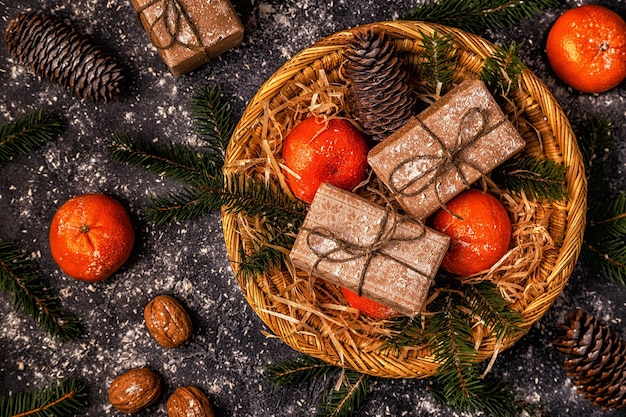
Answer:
(222, 20, 587, 378)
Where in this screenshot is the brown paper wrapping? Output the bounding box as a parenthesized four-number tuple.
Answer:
(289, 183, 450, 317)
(130, 0, 244, 77)
(368, 79, 526, 220)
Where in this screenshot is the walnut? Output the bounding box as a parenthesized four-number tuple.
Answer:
(167, 386, 214, 417)
(108, 367, 162, 414)
(144, 294, 193, 348)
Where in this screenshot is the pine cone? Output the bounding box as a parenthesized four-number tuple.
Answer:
(554, 309, 626, 410)
(5, 12, 125, 102)
(341, 28, 415, 142)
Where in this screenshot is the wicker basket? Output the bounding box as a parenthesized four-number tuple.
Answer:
(222, 21, 587, 378)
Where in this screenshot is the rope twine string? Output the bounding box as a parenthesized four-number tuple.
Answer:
(304, 201, 430, 297)
(137, 0, 204, 51)
(388, 107, 505, 216)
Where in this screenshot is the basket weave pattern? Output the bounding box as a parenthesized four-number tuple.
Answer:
(222, 21, 587, 378)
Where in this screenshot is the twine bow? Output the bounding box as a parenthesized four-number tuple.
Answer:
(388, 107, 505, 214)
(306, 207, 429, 296)
(137, 0, 204, 51)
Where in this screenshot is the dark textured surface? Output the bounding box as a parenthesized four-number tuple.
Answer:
(1, 0, 626, 416)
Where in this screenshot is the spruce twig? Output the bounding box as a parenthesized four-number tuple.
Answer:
(0, 238, 81, 342)
(576, 114, 626, 284)
(318, 371, 369, 417)
(237, 230, 298, 280)
(109, 132, 218, 186)
(479, 41, 525, 96)
(577, 113, 615, 206)
(190, 84, 234, 162)
(268, 356, 369, 417)
(268, 356, 338, 387)
(492, 156, 568, 202)
(423, 286, 529, 416)
(403, 0, 564, 35)
(0, 109, 63, 162)
(583, 193, 626, 284)
(417, 29, 458, 97)
(0, 378, 88, 417)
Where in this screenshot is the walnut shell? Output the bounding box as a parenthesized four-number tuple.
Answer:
(167, 386, 214, 417)
(144, 294, 193, 348)
(108, 367, 162, 414)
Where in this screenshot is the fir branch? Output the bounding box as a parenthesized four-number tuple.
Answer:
(190, 84, 234, 163)
(221, 174, 307, 225)
(0, 109, 63, 162)
(0, 239, 80, 342)
(145, 172, 306, 227)
(576, 113, 615, 206)
(425, 289, 531, 416)
(317, 371, 369, 417)
(429, 293, 476, 397)
(491, 156, 568, 202)
(237, 231, 297, 281)
(403, 0, 564, 35)
(146, 185, 222, 225)
(429, 374, 538, 417)
(0, 378, 88, 417)
(583, 193, 626, 284)
(479, 41, 524, 96)
(268, 356, 338, 387)
(417, 29, 457, 97)
(382, 315, 428, 353)
(575, 114, 626, 283)
(109, 133, 219, 186)
(463, 282, 524, 341)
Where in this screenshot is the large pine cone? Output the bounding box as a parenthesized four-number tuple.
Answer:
(5, 12, 125, 102)
(341, 28, 416, 142)
(554, 309, 626, 410)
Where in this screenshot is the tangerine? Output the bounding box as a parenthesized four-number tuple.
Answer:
(282, 117, 368, 203)
(546, 4, 626, 93)
(341, 287, 402, 320)
(431, 189, 511, 277)
(49, 193, 135, 282)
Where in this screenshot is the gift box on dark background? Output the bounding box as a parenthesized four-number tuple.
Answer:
(289, 183, 450, 317)
(368, 79, 526, 220)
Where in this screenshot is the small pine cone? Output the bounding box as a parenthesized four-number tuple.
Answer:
(341, 28, 416, 142)
(5, 12, 125, 102)
(554, 309, 626, 410)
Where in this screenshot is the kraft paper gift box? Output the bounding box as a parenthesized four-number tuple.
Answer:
(368, 79, 526, 220)
(130, 0, 244, 76)
(289, 183, 450, 317)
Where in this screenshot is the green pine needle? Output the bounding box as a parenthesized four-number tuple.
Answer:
(576, 113, 615, 206)
(382, 315, 428, 353)
(0, 379, 88, 417)
(0, 239, 81, 342)
(0, 109, 63, 162)
(146, 185, 223, 225)
(237, 231, 296, 281)
(145, 172, 306, 226)
(190, 84, 234, 161)
(463, 283, 524, 341)
(422, 286, 528, 416)
(268, 356, 369, 417)
(403, 0, 564, 35)
(268, 356, 338, 387)
(109, 133, 219, 186)
(317, 371, 369, 417)
(583, 193, 626, 284)
(429, 374, 536, 417)
(479, 41, 525, 96)
(575, 114, 626, 284)
(492, 156, 568, 202)
(417, 29, 458, 97)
